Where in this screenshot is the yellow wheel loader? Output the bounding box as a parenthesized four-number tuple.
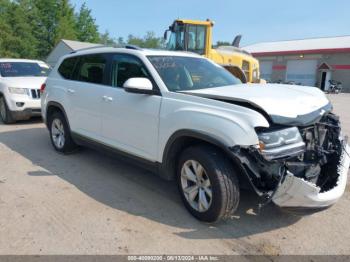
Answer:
(164, 19, 261, 83)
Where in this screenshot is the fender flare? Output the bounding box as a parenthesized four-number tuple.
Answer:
(159, 129, 234, 180)
(160, 129, 263, 193)
(162, 129, 232, 160)
(45, 101, 71, 130)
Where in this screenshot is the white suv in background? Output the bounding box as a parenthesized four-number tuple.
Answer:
(41, 46, 349, 222)
(0, 59, 50, 123)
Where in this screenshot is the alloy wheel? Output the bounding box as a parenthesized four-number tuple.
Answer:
(180, 160, 213, 212)
(51, 118, 65, 149)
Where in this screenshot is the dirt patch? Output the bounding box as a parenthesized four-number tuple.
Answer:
(256, 241, 281, 255)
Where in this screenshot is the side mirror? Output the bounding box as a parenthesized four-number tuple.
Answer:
(123, 77, 154, 94)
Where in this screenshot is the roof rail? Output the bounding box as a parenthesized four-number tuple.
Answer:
(124, 45, 142, 51)
(70, 45, 109, 54)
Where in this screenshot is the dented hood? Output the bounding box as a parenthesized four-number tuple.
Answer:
(183, 84, 332, 126)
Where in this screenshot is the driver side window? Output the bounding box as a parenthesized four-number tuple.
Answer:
(111, 54, 151, 88)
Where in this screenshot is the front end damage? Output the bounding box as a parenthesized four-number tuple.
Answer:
(272, 142, 349, 211)
(232, 113, 350, 213)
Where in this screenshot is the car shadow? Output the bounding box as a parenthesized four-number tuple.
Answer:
(0, 116, 43, 125)
(0, 126, 301, 239)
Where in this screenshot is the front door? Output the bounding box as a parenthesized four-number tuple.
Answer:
(101, 54, 162, 161)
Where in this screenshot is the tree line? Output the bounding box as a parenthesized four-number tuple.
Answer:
(0, 0, 164, 60)
(0, 0, 231, 61)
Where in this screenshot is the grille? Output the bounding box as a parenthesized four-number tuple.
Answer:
(31, 89, 41, 99)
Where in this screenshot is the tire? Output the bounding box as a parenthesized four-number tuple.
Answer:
(177, 145, 240, 222)
(48, 111, 77, 154)
(0, 96, 15, 124)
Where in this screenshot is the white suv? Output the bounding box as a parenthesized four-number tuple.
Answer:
(41, 46, 350, 222)
(0, 59, 50, 123)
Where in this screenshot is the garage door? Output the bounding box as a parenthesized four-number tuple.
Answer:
(260, 61, 273, 81)
(286, 60, 317, 86)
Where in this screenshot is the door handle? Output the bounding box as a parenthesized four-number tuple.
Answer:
(67, 89, 75, 94)
(102, 95, 113, 102)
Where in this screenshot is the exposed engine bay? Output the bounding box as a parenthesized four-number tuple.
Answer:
(290, 114, 342, 192)
(232, 113, 349, 211)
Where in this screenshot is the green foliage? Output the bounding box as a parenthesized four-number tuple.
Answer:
(0, 0, 17, 57)
(0, 0, 101, 59)
(100, 30, 117, 46)
(0, 0, 164, 60)
(30, 0, 61, 58)
(75, 2, 100, 43)
(126, 31, 164, 48)
(104, 31, 164, 49)
(56, 0, 77, 42)
(0, 0, 38, 58)
(216, 41, 231, 47)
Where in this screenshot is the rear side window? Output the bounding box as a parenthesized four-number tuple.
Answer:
(75, 54, 107, 85)
(58, 57, 78, 79)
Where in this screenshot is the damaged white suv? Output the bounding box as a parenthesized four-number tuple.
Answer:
(41, 47, 350, 222)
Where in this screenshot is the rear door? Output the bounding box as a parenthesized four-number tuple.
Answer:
(67, 54, 108, 140)
(101, 53, 162, 161)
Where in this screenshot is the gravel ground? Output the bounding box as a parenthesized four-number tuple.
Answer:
(0, 93, 349, 255)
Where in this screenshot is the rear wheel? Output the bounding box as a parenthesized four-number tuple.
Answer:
(48, 111, 77, 154)
(177, 145, 240, 222)
(0, 97, 15, 124)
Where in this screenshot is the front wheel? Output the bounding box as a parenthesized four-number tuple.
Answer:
(177, 145, 240, 222)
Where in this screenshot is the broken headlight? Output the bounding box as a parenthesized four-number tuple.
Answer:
(257, 127, 305, 160)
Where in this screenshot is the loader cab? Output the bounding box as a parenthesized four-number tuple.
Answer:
(165, 20, 212, 56)
(164, 19, 261, 83)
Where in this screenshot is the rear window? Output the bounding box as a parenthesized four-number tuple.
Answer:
(58, 57, 78, 80)
(0, 62, 48, 77)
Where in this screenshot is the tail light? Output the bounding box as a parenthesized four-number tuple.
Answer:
(40, 83, 46, 93)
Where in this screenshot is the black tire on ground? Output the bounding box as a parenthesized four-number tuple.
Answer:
(177, 145, 240, 223)
(48, 111, 77, 154)
(0, 96, 15, 124)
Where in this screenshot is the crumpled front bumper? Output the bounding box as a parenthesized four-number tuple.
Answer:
(272, 143, 350, 211)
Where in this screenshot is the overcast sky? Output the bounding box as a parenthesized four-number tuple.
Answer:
(71, 0, 350, 46)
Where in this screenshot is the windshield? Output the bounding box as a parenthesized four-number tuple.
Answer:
(148, 56, 241, 91)
(0, 62, 49, 77)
